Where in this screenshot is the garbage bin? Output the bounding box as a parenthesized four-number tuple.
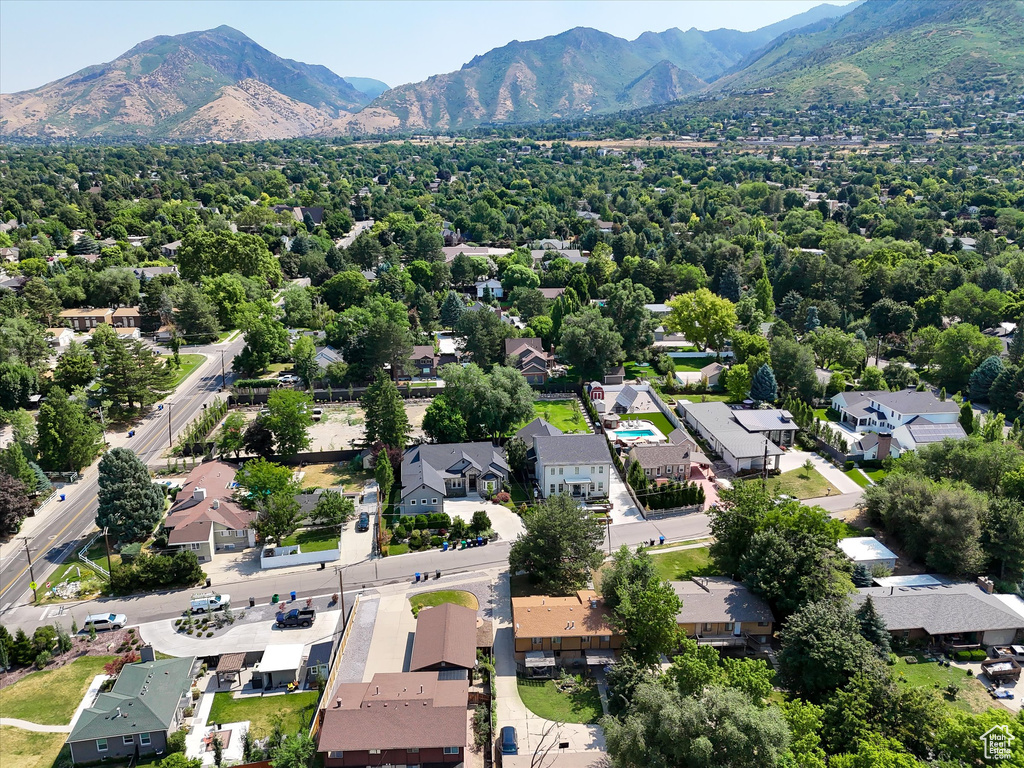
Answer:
(290, 590, 297, 601)
(206, 577, 212, 588)
(477, 536, 483, 547)
(59, 494, 66, 502)
(415, 572, 421, 582)
(249, 597, 255, 608)
(436, 569, 441, 579)
(272, 593, 279, 604)
(659, 536, 665, 545)
(442, 541, 449, 551)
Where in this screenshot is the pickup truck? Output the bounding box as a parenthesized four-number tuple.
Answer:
(276, 608, 316, 628)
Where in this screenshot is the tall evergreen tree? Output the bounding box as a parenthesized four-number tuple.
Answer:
(750, 364, 778, 403)
(362, 371, 410, 449)
(854, 597, 891, 658)
(969, 355, 1004, 402)
(96, 447, 164, 544)
(36, 386, 101, 473)
(439, 290, 465, 328)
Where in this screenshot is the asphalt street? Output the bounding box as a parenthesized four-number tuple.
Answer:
(0, 337, 244, 615)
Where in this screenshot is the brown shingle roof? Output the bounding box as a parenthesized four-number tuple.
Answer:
(512, 590, 616, 639)
(319, 672, 468, 752)
(165, 461, 254, 543)
(409, 603, 478, 671)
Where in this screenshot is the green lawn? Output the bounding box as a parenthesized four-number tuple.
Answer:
(161, 354, 205, 389)
(207, 691, 319, 737)
(769, 467, 840, 499)
(386, 542, 409, 556)
(631, 411, 675, 438)
(678, 393, 733, 404)
(510, 480, 532, 504)
(409, 589, 479, 617)
(892, 655, 992, 713)
(0, 655, 114, 724)
(865, 468, 889, 483)
(650, 546, 718, 582)
(528, 399, 590, 434)
(624, 361, 660, 381)
(813, 408, 841, 423)
(844, 468, 871, 489)
(281, 527, 341, 552)
(36, 560, 108, 602)
(0, 726, 67, 768)
(674, 355, 723, 372)
(516, 678, 603, 724)
(183, 329, 233, 346)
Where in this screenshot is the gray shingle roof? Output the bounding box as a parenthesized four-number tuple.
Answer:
(401, 442, 508, 497)
(69, 656, 195, 742)
(629, 443, 695, 469)
(671, 578, 775, 625)
(732, 409, 797, 433)
(534, 434, 611, 466)
(836, 390, 959, 417)
(682, 402, 784, 459)
(516, 418, 563, 442)
(852, 584, 1024, 635)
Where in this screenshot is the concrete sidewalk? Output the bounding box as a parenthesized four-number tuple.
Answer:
(0, 717, 73, 733)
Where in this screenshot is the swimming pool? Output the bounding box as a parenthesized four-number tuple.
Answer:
(616, 429, 656, 438)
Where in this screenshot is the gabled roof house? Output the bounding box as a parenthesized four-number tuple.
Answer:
(400, 442, 509, 515)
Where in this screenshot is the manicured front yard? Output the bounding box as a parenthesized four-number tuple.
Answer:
(865, 468, 888, 483)
(516, 677, 603, 724)
(528, 399, 590, 434)
(770, 467, 840, 499)
(161, 353, 205, 389)
(843, 468, 871, 489)
(36, 560, 108, 602)
(674, 355, 723, 372)
(631, 411, 675, 438)
(409, 589, 479, 617)
(650, 546, 718, 582)
(0, 655, 113, 724)
(0, 725, 67, 768)
(207, 690, 319, 736)
(281, 527, 341, 552)
(892, 655, 992, 713)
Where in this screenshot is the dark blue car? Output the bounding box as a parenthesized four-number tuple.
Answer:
(500, 726, 518, 755)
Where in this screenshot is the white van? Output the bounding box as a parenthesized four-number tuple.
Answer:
(190, 592, 230, 613)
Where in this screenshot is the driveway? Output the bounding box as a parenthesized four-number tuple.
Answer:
(493, 574, 606, 754)
(442, 497, 526, 542)
(607, 470, 642, 523)
(779, 450, 863, 495)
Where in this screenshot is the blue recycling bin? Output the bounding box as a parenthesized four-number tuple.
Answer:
(659, 536, 665, 545)
(290, 590, 296, 601)
(476, 536, 483, 547)
(60, 494, 66, 502)
(128, 430, 135, 437)
(415, 572, 421, 582)
(442, 541, 449, 551)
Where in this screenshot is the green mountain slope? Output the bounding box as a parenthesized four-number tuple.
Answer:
(0, 25, 369, 139)
(716, 0, 1024, 102)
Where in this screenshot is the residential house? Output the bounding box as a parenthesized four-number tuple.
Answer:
(587, 381, 661, 419)
(0, 246, 19, 262)
(305, 640, 334, 684)
(504, 338, 551, 383)
(538, 287, 565, 300)
(59, 308, 113, 332)
(851, 583, 1024, 648)
(831, 390, 960, 432)
(318, 672, 468, 768)
(838, 537, 898, 570)
(407, 345, 439, 378)
(163, 461, 256, 562)
(314, 345, 344, 370)
(253, 644, 305, 689)
(700, 362, 726, 388)
(114, 326, 141, 341)
(160, 240, 182, 258)
(272, 205, 324, 226)
(47, 327, 75, 348)
(399, 442, 509, 515)
(132, 266, 178, 281)
(66, 654, 197, 764)
(511, 590, 621, 674)
(680, 401, 790, 474)
(532, 249, 587, 267)
(441, 245, 511, 263)
(409, 603, 478, 672)
(474, 278, 503, 299)
(671, 578, 775, 649)
(112, 307, 142, 328)
(730, 409, 798, 448)
(533, 433, 612, 500)
(626, 438, 709, 484)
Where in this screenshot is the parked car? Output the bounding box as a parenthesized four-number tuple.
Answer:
(499, 726, 518, 755)
(83, 613, 127, 632)
(312, 408, 323, 421)
(276, 608, 316, 628)
(356, 511, 370, 532)
(278, 374, 299, 384)
(190, 592, 230, 613)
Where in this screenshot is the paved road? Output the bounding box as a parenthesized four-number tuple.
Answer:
(0, 337, 244, 615)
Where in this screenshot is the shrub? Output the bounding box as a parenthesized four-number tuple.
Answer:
(971, 649, 988, 661)
(430, 535, 442, 547)
(409, 531, 423, 550)
(104, 651, 140, 677)
(414, 514, 429, 530)
(206, 631, 213, 637)
(492, 491, 511, 504)
(844, 461, 854, 471)
(471, 510, 491, 533)
(861, 526, 875, 537)
(119, 542, 143, 562)
(955, 650, 972, 661)
(167, 729, 187, 753)
(427, 512, 451, 529)
(887, 653, 898, 666)
(34, 650, 52, 669)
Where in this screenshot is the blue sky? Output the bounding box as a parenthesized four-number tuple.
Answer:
(0, 0, 853, 93)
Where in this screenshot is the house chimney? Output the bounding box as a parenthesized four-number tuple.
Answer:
(876, 433, 893, 459)
(139, 645, 155, 663)
(212, 499, 220, 509)
(193, 487, 207, 501)
(978, 576, 996, 594)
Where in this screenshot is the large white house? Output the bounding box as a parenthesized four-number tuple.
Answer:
(532, 433, 613, 500)
(831, 389, 965, 459)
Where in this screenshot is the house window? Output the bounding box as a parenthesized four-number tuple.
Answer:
(580, 636, 590, 644)
(599, 466, 603, 473)
(550, 468, 555, 476)
(236, 530, 245, 537)
(552, 636, 561, 644)
(574, 467, 579, 475)
(598, 482, 603, 491)
(220, 530, 230, 537)
(407, 748, 420, 754)
(601, 635, 611, 642)
(558, 467, 563, 475)
(188, 543, 201, 551)
(328, 752, 344, 759)
(724, 623, 734, 632)
(369, 750, 382, 755)
(444, 748, 460, 755)
(703, 623, 714, 632)
(140, 733, 151, 747)
(123, 736, 135, 746)
(757, 622, 769, 627)
(410, 499, 417, 506)
(533, 637, 542, 644)
(431, 498, 438, 505)
(549, 484, 555, 495)
(97, 739, 108, 752)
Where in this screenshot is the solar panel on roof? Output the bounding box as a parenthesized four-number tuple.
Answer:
(907, 423, 963, 442)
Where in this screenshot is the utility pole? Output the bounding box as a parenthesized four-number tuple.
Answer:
(335, 566, 347, 631)
(166, 402, 173, 450)
(102, 527, 113, 587)
(220, 350, 226, 391)
(19, 537, 36, 603)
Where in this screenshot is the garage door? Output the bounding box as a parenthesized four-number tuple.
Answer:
(983, 629, 1018, 646)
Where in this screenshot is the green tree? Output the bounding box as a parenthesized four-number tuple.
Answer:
(236, 458, 297, 505)
(750, 364, 778, 403)
(725, 362, 751, 402)
(375, 451, 394, 507)
(268, 731, 316, 768)
(253, 491, 302, 545)
(859, 365, 888, 391)
(455, 308, 511, 368)
(53, 341, 96, 391)
(243, 418, 275, 458)
(216, 413, 247, 459)
(36, 386, 101, 472)
(291, 335, 319, 387)
(177, 230, 282, 286)
(100, 339, 173, 414)
(422, 396, 468, 443)
(439, 290, 465, 328)
(265, 389, 313, 457)
(556, 307, 624, 380)
(666, 288, 738, 352)
(969, 355, 1004, 402)
(934, 323, 1004, 392)
(959, 401, 975, 435)
(362, 371, 410, 448)
(173, 283, 221, 344)
(96, 448, 164, 544)
(0, 443, 35, 491)
(234, 305, 290, 376)
(0, 472, 33, 537)
(854, 596, 891, 658)
(322, 270, 370, 312)
(311, 490, 354, 526)
(600, 279, 656, 359)
(505, 436, 528, 480)
(509, 494, 604, 594)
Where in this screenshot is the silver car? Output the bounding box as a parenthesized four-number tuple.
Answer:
(83, 612, 127, 631)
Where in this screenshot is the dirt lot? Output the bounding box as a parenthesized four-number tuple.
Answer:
(223, 399, 433, 451)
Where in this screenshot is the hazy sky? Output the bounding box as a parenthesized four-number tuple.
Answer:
(0, 0, 854, 93)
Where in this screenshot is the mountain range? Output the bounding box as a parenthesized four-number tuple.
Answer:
(1, 0, 1022, 141)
